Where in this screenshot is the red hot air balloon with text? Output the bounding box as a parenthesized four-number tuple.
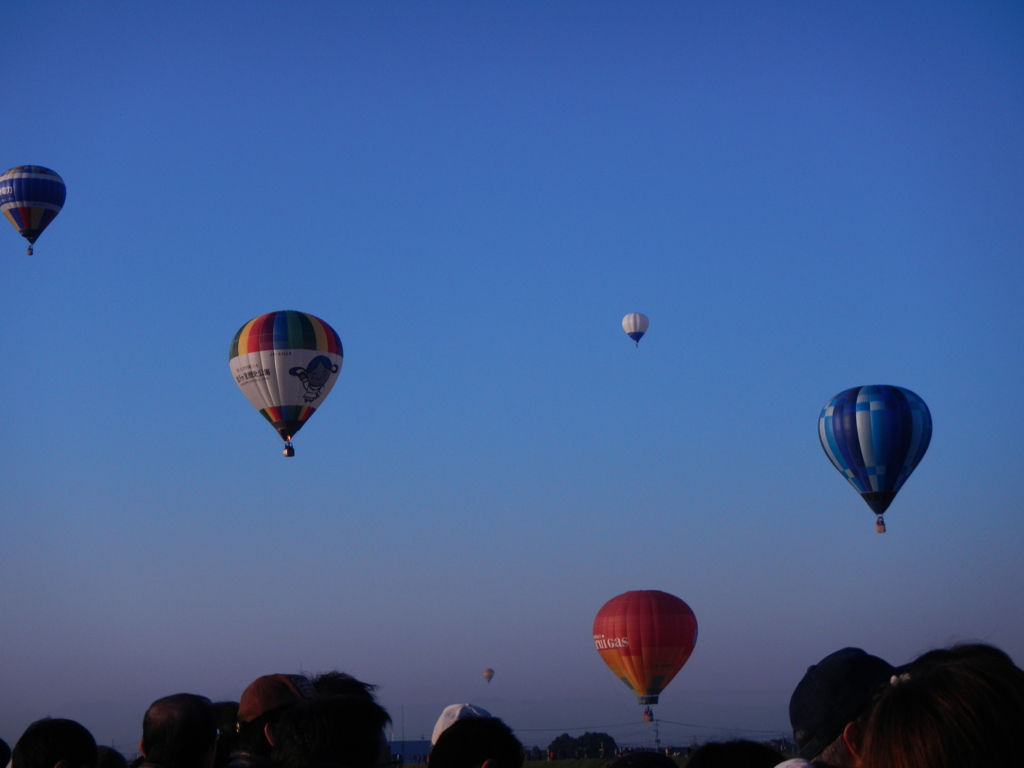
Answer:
(593, 590, 697, 710)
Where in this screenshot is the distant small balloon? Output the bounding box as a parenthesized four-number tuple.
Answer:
(1, 165, 66, 255)
(622, 313, 649, 347)
(482, 668, 494, 683)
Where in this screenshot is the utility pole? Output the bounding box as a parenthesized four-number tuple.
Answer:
(654, 719, 661, 751)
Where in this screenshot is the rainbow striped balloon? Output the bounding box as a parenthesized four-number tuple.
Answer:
(229, 311, 343, 452)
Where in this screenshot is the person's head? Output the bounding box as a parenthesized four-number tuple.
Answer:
(271, 695, 391, 768)
(429, 706, 491, 747)
(210, 703, 239, 768)
(309, 672, 378, 702)
(428, 717, 523, 768)
(236, 675, 317, 758)
(859, 643, 1024, 768)
(685, 741, 783, 768)
(96, 746, 128, 768)
(789, 648, 893, 764)
(141, 693, 218, 768)
(603, 753, 676, 768)
(12, 719, 97, 768)
(0, 738, 11, 768)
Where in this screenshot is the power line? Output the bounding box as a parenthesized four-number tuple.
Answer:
(656, 719, 787, 735)
(516, 722, 641, 732)
(515, 719, 787, 736)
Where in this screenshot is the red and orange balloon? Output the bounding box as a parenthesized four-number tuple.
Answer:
(593, 590, 698, 705)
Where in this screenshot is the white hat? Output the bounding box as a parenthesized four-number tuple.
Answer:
(430, 703, 492, 744)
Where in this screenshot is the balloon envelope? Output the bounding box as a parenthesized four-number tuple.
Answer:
(229, 310, 343, 443)
(593, 590, 697, 705)
(0, 166, 66, 251)
(819, 385, 932, 517)
(622, 313, 649, 344)
(482, 668, 494, 683)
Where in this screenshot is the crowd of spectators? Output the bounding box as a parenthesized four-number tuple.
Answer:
(2, 642, 1021, 768)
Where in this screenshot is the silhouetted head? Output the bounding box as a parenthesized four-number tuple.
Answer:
(429, 717, 523, 768)
(235, 674, 317, 759)
(210, 702, 239, 768)
(860, 644, 1024, 768)
(603, 753, 676, 768)
(12, 718, 96, 768)
(686, 740, 783, 768)
(96, 746, 128, 768)
(142, 693, 218, 768)
(310, 671, 378, 701)
(271, 695, 391, 768)
(790, 647, 893, 761)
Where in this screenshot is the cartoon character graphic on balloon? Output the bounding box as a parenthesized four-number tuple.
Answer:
(289, 356, 340, 402)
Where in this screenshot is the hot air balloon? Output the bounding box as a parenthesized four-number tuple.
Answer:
(0, 166, 66, 255)
(593, 590, 698, 710)
(482, 668, 494, 683)
(819, 385, 932, 533)
(229, 310, 343, 457)
(622, 313, 649, 347)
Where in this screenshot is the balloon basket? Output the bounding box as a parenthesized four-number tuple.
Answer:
(875, 515, 886, 533)
(283, 442, 295, 457)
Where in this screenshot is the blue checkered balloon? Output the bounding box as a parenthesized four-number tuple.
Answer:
(819, 385, 932, 524)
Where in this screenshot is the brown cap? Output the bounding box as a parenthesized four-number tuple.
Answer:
(238, 674, 316, 723)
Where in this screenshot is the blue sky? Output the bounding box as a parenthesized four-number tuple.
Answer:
(1, 0, 1022, 751)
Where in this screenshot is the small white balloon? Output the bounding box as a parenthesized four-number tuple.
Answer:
(622, 313, 649, 346)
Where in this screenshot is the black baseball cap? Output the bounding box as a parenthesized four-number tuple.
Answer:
(789, 648, 894, 760)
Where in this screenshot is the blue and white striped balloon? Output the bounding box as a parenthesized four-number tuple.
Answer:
(819, 385, 932, 528)
(622, 313, 649, 347)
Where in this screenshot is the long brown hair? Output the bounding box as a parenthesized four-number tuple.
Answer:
(860, 644, 1024, 768)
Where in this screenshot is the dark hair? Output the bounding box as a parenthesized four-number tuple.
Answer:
(271, 695, 391, 768)
(142, 694, 217, 768)
(861, 644, 1024, 768)
(235, 711, 277, 759)
(603, 752, 677, 768)
(429, 718, 523, 768)
(12, 718, 97, 768)
(0, 738, 11, 768)
(310, 671, 378, 701)
(211, 702, 239, 768)
(686, 740, 783, 768)
(96, 746, 128, 768)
